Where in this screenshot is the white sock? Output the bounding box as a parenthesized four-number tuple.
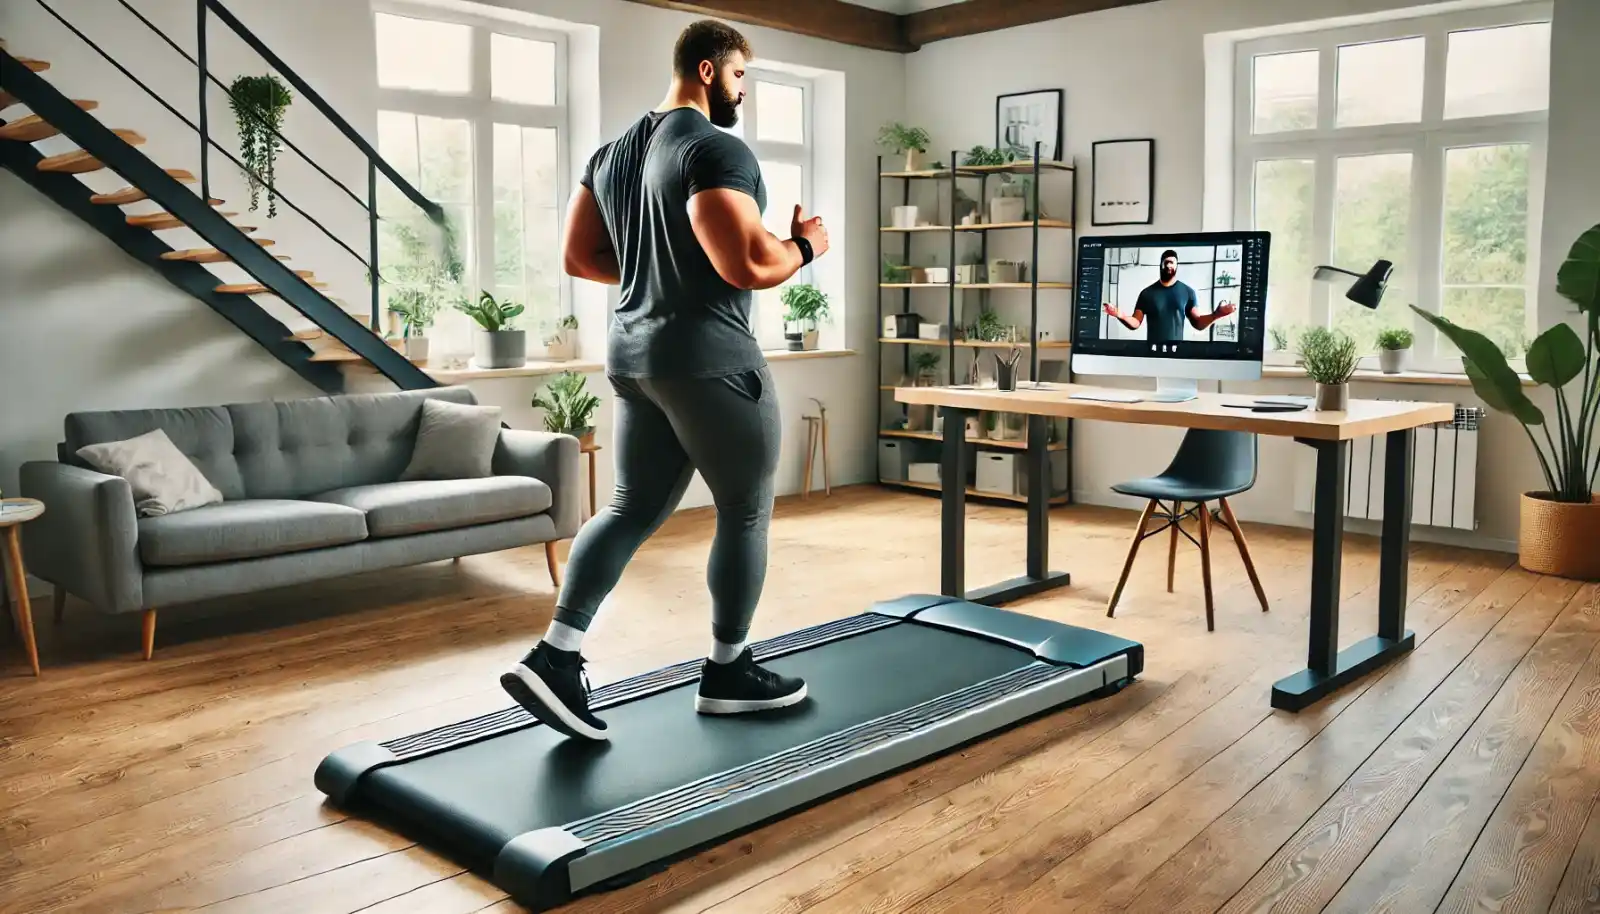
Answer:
(710, 638, 747, 664)
(542, 620, 585, 653)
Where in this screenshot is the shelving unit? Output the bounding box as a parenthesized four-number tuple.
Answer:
(875, 142, 1077, 507)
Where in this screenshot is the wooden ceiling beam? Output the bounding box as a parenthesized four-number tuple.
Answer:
(904, 0, 1164, 47)
(618, 0, 912, 53)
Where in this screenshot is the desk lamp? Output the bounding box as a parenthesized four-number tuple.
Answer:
(1312, 259, 1392, 309)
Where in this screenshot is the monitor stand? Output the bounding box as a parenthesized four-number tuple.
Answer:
(1150, 377, 1199, 403)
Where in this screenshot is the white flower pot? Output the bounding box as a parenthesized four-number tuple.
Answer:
(403, 336, 429, 361)
(1378, 347, 1410, 374)
(990, 197, 1026, 224)
(892, 205, 920, 229)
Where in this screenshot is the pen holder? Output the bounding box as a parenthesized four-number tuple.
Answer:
(994, 349, 1022, 391)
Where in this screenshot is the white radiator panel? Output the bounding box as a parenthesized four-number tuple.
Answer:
(1293, 406, 1483, 531)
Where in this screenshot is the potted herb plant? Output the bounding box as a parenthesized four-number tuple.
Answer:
(1376, 327, 1414, 374)
(780, 283, 830, 351)
(228, 74, 293, 217)
(532, 371, 601, 448)
(387, 292, 438, 361)
(1413, 222, 1600, 580)
(911, 350, 941, 386)
(457, 290, 525, 369)
(1297, 326, 1360, 410)
(543, 313, 578, 361)
(878, 122, 932, 172)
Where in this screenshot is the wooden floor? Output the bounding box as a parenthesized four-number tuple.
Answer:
(2, 485, 1598, 914)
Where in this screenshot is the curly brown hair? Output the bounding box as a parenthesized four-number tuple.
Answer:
(673, 19, 751, 80)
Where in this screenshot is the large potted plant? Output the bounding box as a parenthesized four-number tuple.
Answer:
(457, 290, 525, 369)
(532, 371, 601, 448)
(1297, 326, 1360, 410)
(780, 284, 830, 351)
(877, 122, 931, 172)
(1413, 222, 1600, 579)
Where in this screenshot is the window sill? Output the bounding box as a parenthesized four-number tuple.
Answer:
(424, 358, 607, 382)
(763, 347, 858, 362)
(1259, 365, 1536, 387)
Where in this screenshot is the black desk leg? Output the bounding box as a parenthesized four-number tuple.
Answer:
(963, 414, 1073, 606)
(940, 407, 971, 599)
(1272, 434, 1418, 711)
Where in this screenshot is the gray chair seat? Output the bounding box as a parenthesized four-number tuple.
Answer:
(138, 500, 369, 567)
(308, 476, 552, 538)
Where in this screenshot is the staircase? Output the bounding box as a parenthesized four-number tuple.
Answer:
(0, 2, 447, 394)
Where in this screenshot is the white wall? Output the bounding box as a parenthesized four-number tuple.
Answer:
(904, 0, 1599, 552)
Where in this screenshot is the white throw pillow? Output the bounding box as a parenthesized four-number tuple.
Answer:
(400, 398, 504, 480)
(76, 428, 225, 517)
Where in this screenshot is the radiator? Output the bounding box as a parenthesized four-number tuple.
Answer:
(1293, 405, 1485, 531)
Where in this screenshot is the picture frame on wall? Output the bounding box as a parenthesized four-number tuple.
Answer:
(1092, 138, 1155, 225)
(996, 89, 1063, 162)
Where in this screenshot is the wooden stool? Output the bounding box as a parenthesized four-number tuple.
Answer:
(1, 498, 46, 676)
(802, 398, 830, 498)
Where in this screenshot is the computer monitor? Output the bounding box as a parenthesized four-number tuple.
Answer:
(1072, 231, 1270, 401)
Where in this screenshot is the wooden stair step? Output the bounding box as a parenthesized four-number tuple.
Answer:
(0, 101, 99, 142)
(309, 346, 421, 364)
(93, 186, 218, 206)
(214, 276, 326, 295)
(36, 129, 147, 174)
(159, 244, 286, 264)
(18, 57, 50, 73)
(127, 210, 238, 231)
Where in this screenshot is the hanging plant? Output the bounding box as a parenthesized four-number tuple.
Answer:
(228, 74, 293, 217)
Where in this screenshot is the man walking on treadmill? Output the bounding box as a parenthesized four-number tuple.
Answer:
(501, 19, 829, 741)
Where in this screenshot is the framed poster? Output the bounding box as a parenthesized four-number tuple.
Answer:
(996, 89, 1063, 162)
(1092, 138, 1155, 225)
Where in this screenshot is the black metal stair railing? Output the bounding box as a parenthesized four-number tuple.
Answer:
(3, 0, 452, 391)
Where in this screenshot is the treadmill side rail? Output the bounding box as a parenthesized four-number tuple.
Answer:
(314, 741, 400, 805)
(864, 593, 963, 619)
(495, 827, 587, 912)
(906, 600, 1144, 671)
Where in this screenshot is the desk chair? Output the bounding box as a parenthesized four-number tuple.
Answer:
(1105, 429, 1269, 631)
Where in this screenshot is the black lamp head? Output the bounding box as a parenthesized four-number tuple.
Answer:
(1312, 259, 1392, 309)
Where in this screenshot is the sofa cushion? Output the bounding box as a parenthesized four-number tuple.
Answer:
(307, 476, 551, 538)
(400, 398, 503, 481)
(225, 386, 480, 500)
(137, 499, 368, 567)
(76, 428, 226, 517)
(65, 404, 246, 499)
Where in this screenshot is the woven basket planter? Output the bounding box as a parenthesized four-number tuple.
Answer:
(1519, 492, 1600, 580)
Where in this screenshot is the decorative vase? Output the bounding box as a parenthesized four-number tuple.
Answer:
(1314, 382, 1348, 411)
(1518, 493, 1600, 579)
(474, 329, 526, 369)
(403, 335, 429, 361)
(904, 149, 923, 172)
(1378, 347, 1410, 374)
(891, 205, 919, 228)
(570, 426, 596, 449)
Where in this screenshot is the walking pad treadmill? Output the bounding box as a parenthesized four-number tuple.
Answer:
(315, 594, 1142, 912)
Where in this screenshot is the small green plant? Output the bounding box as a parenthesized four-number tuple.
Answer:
(1217, 270, 1235, 287)
(877, 122, 931, 154)
(962, 145, 1010, 167)
(882, 254, 912, 282)
(455, 290, 523, 331)
(911, 351, 941, 379)
(228, 73, 293, 216)
(1376, 327, 1415, 351)
(780, 284, 830, 325)
(387, 294, 438, 339)
(1297, 326, 1361, 385)
(1268, 324, 1289, 351)
(531, 371, 601, 435)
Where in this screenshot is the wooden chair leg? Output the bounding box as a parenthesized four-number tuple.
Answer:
(1219, 498, 1269, 613)
(821, 415, 831, 495)
(53, 586, 67, 624)
(802, 418, 816, 499)
(1167, 501, 1181, 594)
(141, 608, 157, 661)
(544, 541, 563, 588)
(1196, 501, 1215, 632)
(1107, 500, 1158, 618)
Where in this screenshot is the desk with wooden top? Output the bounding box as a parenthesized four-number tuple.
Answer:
(894, 382, 1456, 712)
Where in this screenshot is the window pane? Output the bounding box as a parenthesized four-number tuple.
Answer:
(1253, 50, 1319, 133)
(755, 81, 804, 144)
(492, 32, 556, 106)
(521, 128, 561, 329)
(1441, 143, 1532, 359)
(1445, 23, 1551, 119)
(375, 13, 470, 93)
(492, 124, 525, 288)
(758, 161, 804, 239)
(1253, 159, 1316, 334)
(376, 111, 419, 185)
(1332, 153, 1414, 351)
(416, 116, 472, 203)
(1442, 287, 1529, 359)
(1336, 37, 1424, 127)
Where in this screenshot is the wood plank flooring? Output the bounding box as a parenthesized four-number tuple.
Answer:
(1, 485, 1596, 914)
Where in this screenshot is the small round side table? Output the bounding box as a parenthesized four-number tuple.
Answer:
(1, 498, 46, 676)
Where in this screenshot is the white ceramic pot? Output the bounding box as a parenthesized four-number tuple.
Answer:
(990, 197, 1026, 224)
(403, 336, 429, 361)
(892, 205, 919, 229)
(1379, 347, 1410, 374)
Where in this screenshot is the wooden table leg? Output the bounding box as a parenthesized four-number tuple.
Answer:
(802, 418, 817, 499)
(3, 528, 40, 676)
(586, 450, 597, 520)
(821, 414, 831, 495)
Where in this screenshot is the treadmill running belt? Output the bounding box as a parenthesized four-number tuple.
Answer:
(316, 594, 1143, 912)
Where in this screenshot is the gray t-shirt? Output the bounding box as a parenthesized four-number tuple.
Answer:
(581, 108, 769, 378)
(1134, 280, 1197, 343)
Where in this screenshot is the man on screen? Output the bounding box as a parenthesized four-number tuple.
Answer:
(1103, 250, 1236, 343)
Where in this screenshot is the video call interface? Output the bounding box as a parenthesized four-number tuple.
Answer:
(1074, 235, 1267, 359)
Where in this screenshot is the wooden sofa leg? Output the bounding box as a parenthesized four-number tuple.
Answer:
(544, 542, 563, 588)
(141, 608, 157, 661)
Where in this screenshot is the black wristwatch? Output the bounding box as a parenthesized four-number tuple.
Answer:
(792, 235, 814, 265)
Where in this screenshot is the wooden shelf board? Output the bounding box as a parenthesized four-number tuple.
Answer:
(957, 160, 1074, 175)
(962, 281, 1073, 289)
(956, 220, 1073, 231)
(877, 337, 1070, 349)
(879, 428, 1065, 451)
(879, 170, 953, 179)
(879, 283, 948, 289)
(880, 478, 1071, 505)
(880, 225, 953, 233)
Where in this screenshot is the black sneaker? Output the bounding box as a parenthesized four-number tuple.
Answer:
(500, 642, 609, 740)
(695, 648, 808, 715)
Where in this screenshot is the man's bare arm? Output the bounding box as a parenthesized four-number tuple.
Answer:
(562, 186, 620, 285)
(1186, 299, 1237, 330)
(1104, 303, 1144, 330)
(689, 191, 828, 291)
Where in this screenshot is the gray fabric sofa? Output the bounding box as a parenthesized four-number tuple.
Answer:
(18, 385, 580, 659)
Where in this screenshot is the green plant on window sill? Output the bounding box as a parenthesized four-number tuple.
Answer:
(456, 290, 523, 331)
(1376, 327, 1414, 351)
(781, 284, 829, 351)
(1297, 326, 1361, 384)
(532, 371, 601, 443)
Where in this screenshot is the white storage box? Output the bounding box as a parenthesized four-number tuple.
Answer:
(878, 439, 908, 481)
(908, 462, 941, 485)
(975, 452, 1018, 495)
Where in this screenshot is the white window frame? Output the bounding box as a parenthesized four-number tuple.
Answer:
(730, 69, 815, 351)
(1233, 2, 1550, 371)
(373, 1, 571, 343)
